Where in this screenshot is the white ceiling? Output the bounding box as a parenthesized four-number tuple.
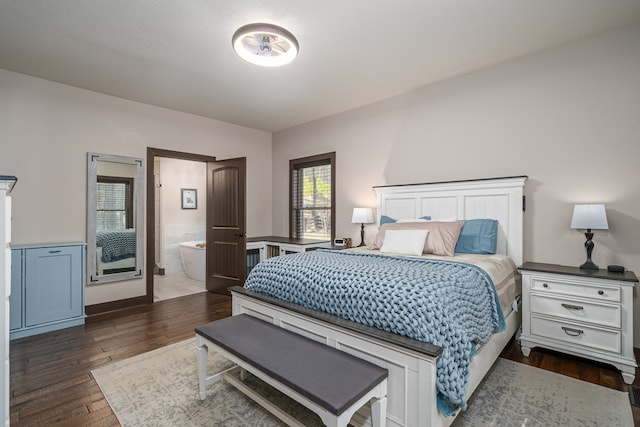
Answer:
(1, 1, 639, 132)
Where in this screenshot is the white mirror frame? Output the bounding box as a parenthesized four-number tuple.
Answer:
(87, 153, 144, 285)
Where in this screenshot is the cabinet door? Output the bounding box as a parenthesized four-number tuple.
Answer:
(9, 249, 22, 330)
(25, 246, 82, 327)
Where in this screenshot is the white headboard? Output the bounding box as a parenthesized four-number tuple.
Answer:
(373, 176, 527, 266)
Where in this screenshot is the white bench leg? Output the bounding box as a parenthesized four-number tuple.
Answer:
(197, 339, 241, 400)
(371, 396, 387, 427)
(324, 416, 339, 427)
(197, 341, 209, 400)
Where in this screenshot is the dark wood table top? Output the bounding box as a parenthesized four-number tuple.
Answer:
(247, 236, 330, 246)
(519, 261, 638, 283)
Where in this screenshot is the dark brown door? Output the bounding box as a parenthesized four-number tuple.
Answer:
(206, 158, 246, 294)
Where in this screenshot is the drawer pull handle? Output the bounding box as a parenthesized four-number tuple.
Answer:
(48, 250, 62, 254)
(561, 303, 584, 311)
(562, 326, 584, 337)
(598, 290, 604, 296)
(542, 283, 549, 288)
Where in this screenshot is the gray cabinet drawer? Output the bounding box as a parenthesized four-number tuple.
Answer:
(25, 246, 83, 326)
(531, 278, 620, 302)
(530, 315, 621, 354)
(530, 294, 620, 328)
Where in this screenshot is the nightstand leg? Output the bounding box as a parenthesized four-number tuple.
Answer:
(521, 345, 532, 357)
(621, 369, 636, 385)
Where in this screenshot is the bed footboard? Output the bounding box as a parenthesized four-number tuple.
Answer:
(231, 288, 521, 427)
(232, 289, 442, 427)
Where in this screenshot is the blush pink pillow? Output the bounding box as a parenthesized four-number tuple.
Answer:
(372, 221, 464, 257)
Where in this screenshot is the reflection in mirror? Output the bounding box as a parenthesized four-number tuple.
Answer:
(87, 153, 144, 285)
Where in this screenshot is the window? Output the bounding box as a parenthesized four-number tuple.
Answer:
(96, 176, 133, 231)
(290, 152, 335, 241)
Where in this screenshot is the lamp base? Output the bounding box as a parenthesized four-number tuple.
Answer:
(580, 230, 599, 271)
(579, 261, 599, 271)
(357, 223, 366, 247)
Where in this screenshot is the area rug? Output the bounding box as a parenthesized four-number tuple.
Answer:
(92, 338, 633, 427)
(92, 338, 323, 426)
(452, 358, 633, 427)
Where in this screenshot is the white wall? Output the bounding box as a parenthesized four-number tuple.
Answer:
(158, 157, 206, 275)
(0, 69, 272, 305)
(273, 24, 640, 342)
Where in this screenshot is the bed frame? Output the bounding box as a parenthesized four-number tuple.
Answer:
(96, 247, 136, 275)
(231, 176, 527, 427)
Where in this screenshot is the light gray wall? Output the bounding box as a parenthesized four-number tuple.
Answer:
(273, 24, 640, 342)
(0, 69, 272, 304)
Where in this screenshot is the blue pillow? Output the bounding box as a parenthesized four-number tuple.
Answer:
(455, 219, 498, 254)
(380, 215, 397, 225)
(380, 215, 431, 225)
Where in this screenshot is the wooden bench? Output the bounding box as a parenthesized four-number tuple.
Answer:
(195, 314, 388, 427)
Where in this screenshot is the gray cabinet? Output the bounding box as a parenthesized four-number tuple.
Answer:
(10, 243, 85, 339)
(9, 253, 21, 330)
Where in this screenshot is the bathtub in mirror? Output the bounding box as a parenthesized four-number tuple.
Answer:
(87, 153, 144, 285)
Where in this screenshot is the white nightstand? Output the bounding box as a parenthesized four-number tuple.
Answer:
(519, 262, 638, 384)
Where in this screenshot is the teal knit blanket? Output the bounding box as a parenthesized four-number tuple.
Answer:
(96, 229, 136, 262)
(244, 250, 505, 415)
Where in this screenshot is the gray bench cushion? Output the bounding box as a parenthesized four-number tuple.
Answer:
(196, 314, 388, 415)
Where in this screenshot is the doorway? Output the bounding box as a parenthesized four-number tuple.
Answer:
(145, 148, 246, 303)
(153, 157, 206, 301)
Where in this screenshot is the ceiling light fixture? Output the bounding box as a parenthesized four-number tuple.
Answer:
(232, 23, 299, 67)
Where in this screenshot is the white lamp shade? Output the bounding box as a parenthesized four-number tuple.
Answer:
(570, 204, 609, 230)
(351, 207, 374, 224)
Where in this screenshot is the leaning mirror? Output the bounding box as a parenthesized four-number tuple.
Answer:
(87, 153, 144, 284)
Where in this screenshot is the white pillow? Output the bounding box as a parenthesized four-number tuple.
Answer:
(379, 229, 429, 256)
(397, 218, 429, 223)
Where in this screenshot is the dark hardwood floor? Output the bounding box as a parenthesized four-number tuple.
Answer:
(10, 291, 232, 426)
(9, 292, 640, 426)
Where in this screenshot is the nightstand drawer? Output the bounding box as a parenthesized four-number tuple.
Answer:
(530, 316, 621, 354)
(531, 278, 620, 302)
(530, 294, 621, 328)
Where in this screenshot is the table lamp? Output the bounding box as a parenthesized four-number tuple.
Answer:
(351, 208, 374, 247)
(570, 204, 608, 271)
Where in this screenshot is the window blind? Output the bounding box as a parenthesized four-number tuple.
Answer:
(291, 158, 332, 240)
(96, 178, 132, 231)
